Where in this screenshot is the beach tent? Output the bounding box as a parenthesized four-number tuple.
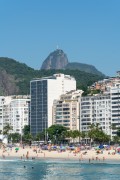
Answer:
(99, 145, 104, 149)
(95, 146, 100, 150)
(60, 146, 66, 150)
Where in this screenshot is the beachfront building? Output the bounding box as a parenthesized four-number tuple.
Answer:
(30, 73, 76, 136)
(0, 96, 10, 133)
(106, 83, 120, 137)
(0, 95, 30, 135)
(80, 94, 111, 137)
(53, 90, 83, 131)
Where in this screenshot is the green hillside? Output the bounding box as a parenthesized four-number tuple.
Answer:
(0, 57, 105, 95)
(65, 62, 104, 76)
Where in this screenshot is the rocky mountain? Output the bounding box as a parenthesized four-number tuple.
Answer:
(41, 49, 68, 70)
(41, 49, 104, 76)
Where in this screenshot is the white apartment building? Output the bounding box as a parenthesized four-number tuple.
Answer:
(0, 96, 12, 133)
(81, 94, 111, 137)
(106, 83, 120, 137)
(0, 95, 30, 135)
(30, 73, 76, 135)
(53, 90, 83, 131)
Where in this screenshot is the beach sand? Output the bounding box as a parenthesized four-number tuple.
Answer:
(0, 146, 120, 161)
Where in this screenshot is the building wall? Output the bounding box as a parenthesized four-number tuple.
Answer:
(109, 83, 120, 136)
(0, 96, 30, 135)
(53, 90, 83, 131)
(30, 74, 76, 136)
(30, 80, 48, 135)
(81, 94, 111, 136)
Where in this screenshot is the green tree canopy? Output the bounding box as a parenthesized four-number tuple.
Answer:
(8, 133, 21, 143)
(47, 124, 68, 144)
(23, 125, 30, 135)
(3, 124, 13, 135)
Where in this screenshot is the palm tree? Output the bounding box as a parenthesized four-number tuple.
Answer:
(88, 123, 105, 145)
(113, 135, 120, 143)
(80, 131, 87, 144)
(70, 130, 81, 143)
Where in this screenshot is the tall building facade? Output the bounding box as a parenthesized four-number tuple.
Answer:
(0, 95, 30, 135)
(53, 90, 83, 131)
(80, 94, 111, 137)
(106, 83, 120, 136)
(30, 74, 76, 136)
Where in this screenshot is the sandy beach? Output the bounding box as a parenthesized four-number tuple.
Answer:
(0, 145, 120, 162)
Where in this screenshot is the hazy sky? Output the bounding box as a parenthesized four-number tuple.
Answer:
(0, 0, 120, 76)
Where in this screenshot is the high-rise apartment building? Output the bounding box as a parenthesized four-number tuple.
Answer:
(106, 83, 120, 137)
(80, 94, 111, 137)
(53, 90, 83, 131)
(0, 95, 30, 134)
(30, 74, 76, 136)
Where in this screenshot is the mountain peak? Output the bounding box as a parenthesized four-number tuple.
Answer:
(41, 49, 69, 70)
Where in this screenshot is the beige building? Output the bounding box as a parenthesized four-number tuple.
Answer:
(53, 90, 83, 131)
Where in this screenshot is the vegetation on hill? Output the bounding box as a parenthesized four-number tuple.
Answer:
(66, 62, 104, 76)
(0, 57, 105, 95)
(41, 49, 104, 77)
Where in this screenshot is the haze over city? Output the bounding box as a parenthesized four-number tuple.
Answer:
(0, 0, 120, 76)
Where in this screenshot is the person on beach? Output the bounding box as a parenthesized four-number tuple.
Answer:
(80, 154, 83, 160)
(2, 154, 5, 159)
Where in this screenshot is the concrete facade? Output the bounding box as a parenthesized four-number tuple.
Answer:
(30, 74, 76, 136)
(53, 90, 83, 131)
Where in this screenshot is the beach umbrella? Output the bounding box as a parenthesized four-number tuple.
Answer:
(95, 147, 100, 150)
(60, 146, 66, 150)
(99, 145, 104, 149)
(15, 147, 19, 151)
(117, 148, 120, 151)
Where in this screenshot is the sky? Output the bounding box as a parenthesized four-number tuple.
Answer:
(0, 0, 120, 76)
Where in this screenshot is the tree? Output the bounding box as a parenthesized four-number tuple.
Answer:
(88, 123, 110, 145)
(113, 135, 120, 143)
(117, 128, 120, 137)
(22, 125, 30, 135)
(47, 125, 68, 144)
(35, 132, 44, 141)
(3, 124, 13, 135)
(22, 133, 33, 144)
(8, 133, 21, 143)
(22, 125, 33, 144)
(68, 130, 81, 143)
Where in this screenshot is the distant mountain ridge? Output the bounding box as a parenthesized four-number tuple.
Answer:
(41, 49, 104, 76)
(66, 62, 104, 76)
(0, 57, 105, 96)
